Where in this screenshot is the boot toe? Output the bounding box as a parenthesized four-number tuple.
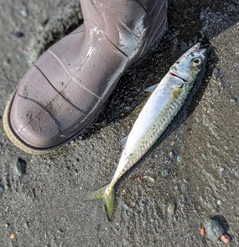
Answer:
(5, 66, 65, 150)
(5, 65, 96, 151)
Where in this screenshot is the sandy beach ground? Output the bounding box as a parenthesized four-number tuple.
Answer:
(0, 1, 239, 246)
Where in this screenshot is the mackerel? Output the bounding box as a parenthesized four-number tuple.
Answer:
(87, 43, 208, 220)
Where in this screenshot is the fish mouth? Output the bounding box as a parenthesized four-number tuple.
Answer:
(169, 72, 188, 82)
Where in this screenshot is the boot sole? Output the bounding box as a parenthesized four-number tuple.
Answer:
(3, 97, 52, 154)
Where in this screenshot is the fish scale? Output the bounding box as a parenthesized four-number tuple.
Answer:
(124, 93, 184, 166)
(87, 43, 208, 220)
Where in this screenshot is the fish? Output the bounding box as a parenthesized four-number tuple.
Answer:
(87, 43, 208, 220)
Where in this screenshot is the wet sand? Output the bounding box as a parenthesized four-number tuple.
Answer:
(0, 1, 239, 246)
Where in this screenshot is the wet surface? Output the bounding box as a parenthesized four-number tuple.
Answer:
(0, 0, 239, 246)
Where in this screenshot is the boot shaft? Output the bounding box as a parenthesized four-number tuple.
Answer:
(81, 0, 168, 59)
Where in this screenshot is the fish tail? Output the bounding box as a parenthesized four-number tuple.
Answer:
(87, 184, 115, 220)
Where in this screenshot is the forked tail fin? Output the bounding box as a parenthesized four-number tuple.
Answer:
(87, 185, 115, 221)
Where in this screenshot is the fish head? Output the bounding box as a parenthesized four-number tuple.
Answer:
(169, 43, 208, 83)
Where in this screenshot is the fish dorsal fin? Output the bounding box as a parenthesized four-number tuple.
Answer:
(144, 83, 159, 93)
(121, 135, 128, 147)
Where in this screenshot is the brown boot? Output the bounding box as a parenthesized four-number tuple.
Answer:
(3, 0, 168, 153)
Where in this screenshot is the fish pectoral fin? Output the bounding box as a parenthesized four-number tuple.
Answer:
(86, 184, 115, 221)
(144, 83, 159, 93)
(121, 135, 128, 147)
(172, 87, 182, 99)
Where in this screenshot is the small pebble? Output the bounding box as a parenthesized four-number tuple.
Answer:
(203, 219, 224, 242)
(15, 158, 27, 175)
(20, 9, 28, 18)
(5, 223, 10, 228)
(211, 67, 221, 81)
(177, 155, 182, 163)
(137, 176, 142, 182)
(167, 202, 176, 215)
(10, 233, 15, 239)
(201, 227, 206, 235)
(57, 229, 64, 234)
(219, 167, 225, 172)
(168, 151, 174, 159)
(10, 31, 24, 38)
(220, 234, 230, 244)
(142, 176, 155, 182)
(161, 168, 170, 177)
(0, 184, 5, 193)
(230, 98, 237, 103)
(217, 200, 222, 206)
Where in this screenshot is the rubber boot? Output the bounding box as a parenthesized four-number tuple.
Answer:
(3, 0, 168, 153)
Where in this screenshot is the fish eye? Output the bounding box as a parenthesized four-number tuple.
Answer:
(192, 58, 202, 66)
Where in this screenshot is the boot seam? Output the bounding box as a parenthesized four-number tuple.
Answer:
(47, 49, 102, 100)
(84, 19, 129, 59)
